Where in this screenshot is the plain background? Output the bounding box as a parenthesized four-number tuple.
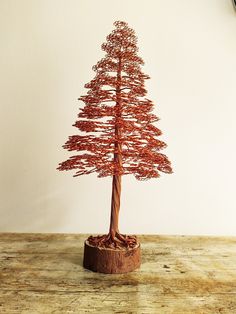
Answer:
(1, 0, 236, 235)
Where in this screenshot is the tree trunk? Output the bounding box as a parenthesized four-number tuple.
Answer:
(109, 174, 121, 236)
(109, 57, 122, 237)
(109, 108, 122, 236)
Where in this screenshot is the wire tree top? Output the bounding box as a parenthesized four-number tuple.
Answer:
(58, 21, 172, 180)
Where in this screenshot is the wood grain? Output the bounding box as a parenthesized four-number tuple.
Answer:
(0, 233, 236, 313)
(83, 240, 141, 273)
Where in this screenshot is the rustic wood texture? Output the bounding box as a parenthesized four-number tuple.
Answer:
(83, 240, 141, 274)
(0, 233, 236, 313)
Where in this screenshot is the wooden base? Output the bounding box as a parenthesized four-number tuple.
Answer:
(83, 240, 141, 274)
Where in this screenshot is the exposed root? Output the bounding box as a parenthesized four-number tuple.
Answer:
(87, 232, 138, 249)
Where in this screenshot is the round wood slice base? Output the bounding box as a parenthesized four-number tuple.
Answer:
(83, 240, 141, 274)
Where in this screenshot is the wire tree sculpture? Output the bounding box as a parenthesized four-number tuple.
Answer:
(57, 21, 172, 250)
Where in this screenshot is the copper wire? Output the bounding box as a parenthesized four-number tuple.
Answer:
(57, 21, 172, 181)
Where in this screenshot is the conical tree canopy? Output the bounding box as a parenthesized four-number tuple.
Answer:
(58, 21, 172, 180)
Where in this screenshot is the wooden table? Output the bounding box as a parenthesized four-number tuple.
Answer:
(0, 233, 236, 313)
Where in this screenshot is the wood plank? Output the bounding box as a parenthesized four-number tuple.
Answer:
(1, 290, 236, 314)
(0, 233, 236, 313)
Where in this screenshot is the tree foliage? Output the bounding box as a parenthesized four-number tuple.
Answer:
(58, 21, 172, 181)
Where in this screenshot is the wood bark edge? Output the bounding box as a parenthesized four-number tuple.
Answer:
(83, 240, 141, 274)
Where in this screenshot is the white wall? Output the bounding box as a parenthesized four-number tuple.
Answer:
(1, 0, 236, 235)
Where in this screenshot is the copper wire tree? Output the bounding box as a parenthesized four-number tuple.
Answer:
(58, 21, 172, 250)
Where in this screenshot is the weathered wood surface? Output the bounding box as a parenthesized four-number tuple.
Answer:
(0, 233, 236, 313)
